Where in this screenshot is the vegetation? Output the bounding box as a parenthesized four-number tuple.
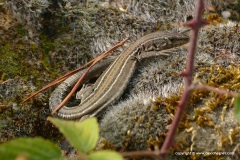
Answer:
(0, 0, 240, 160)
(0, 117, 124, 160)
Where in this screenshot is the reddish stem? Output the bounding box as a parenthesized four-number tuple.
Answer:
(51, 38, 129, 114)
(160, 0, 206, 158)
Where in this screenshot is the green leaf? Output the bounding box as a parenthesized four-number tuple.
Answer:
(88, 151, 124, 160)
(0, 137, 63, 160)
(234, 97, 240, 122)
(48, 117, 99, 153)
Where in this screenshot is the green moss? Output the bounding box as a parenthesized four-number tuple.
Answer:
(0, 30, 62, 88)
(0, 44, 20, 78)
(16, 25, 26, 37)
(40, 35, 56, 53)
(30, 43, 38, 50)
(100, 61, 240, 155)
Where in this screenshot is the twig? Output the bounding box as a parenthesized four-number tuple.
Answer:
(22, 59, 96, 103)
(51, 38, 129, 114)
(160, 0, 207, 158)
(193, 83, 239, 97)
(22, 38, 128, 104)
(121, 149, 168, 160)
(232, 143, 240, 156)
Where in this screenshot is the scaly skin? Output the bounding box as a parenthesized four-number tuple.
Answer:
(49, 30, 189, 119)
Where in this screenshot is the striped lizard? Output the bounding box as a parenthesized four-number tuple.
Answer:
(49, 30, 189, 120)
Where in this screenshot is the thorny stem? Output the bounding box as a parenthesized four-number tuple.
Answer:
(21, 0, 238, 159)
(123, 1, 238, 158)
(193, 83, 239, 97)
(121, 150, 168, 160)
(160, 0, 206, 158)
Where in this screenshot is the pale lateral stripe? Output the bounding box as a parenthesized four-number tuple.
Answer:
(70, 53, 135, 116)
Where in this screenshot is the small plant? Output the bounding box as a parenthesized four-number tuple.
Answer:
(234, 97, 240, 122)
(0, 117, 124, 160)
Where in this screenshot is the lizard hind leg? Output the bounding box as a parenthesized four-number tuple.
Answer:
(76, 84, 94, 102)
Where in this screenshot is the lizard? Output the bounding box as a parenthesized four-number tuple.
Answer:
(49, 29, 190, 120)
